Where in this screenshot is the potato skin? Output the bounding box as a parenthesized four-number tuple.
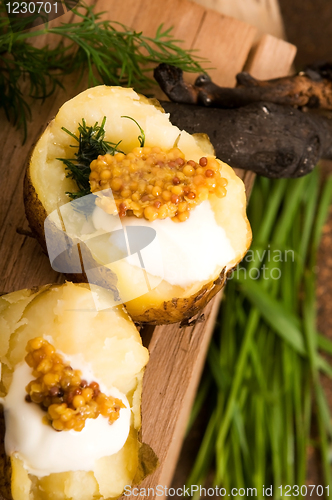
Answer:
(24, 156, 243, 325)
(23, 169, 230, 325)
(23, 166, 229, 324)
(23, 164, 48, 254)
(131, 269, 227, 325)
(23, 87, 251, 325)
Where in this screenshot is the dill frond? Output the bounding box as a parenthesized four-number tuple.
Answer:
(121, 116, 145, 147)
(58, 116, 123, 199)
(0, 1, 207, 140)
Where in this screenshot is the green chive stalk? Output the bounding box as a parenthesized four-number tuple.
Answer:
(187, 170, 332, 499)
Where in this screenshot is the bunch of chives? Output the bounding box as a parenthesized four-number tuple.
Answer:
(187, 170, 332, 499)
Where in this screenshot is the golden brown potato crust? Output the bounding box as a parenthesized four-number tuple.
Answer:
(131, 269, 227, 325)
(23, 169, 232, 324)
(23, 165, 48, 253)
(23, 164, 241, 325)
(23, 87, 251, 325)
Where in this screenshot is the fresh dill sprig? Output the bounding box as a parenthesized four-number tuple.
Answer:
(58, 116, 122, 199)
(0, 1, 207, 140)
(121, 116, 145, 147)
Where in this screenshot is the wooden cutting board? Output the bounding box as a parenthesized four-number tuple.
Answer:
(0, 1, 296, 498)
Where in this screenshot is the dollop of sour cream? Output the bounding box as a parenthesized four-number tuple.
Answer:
(2, 349, 131, 477)
(92, 200, 235, 288)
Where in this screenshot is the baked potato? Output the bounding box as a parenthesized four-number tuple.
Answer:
(24, 86, 251, 324)
(0, 282, 155, 500)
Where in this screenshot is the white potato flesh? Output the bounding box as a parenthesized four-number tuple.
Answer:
(0, 283, 149, 500)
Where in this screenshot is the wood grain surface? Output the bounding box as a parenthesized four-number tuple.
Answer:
(0, 1, 296, 498)
(245, 34, 297, 78)
(192, 0, 286, 41)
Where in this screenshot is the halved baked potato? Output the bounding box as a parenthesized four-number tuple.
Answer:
(0, 282, 155, 500)
(24, 86, 251, 324)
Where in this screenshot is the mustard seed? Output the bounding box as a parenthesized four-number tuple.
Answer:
(25, 338, 125, 432)
(90, 147, 228, 222)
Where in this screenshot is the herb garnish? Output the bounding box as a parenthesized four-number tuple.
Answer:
(58, 116, 122, 199)
(59, 115, 146, 200)
(0, 1, 206, 139)
(121, 116, 145, 147)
